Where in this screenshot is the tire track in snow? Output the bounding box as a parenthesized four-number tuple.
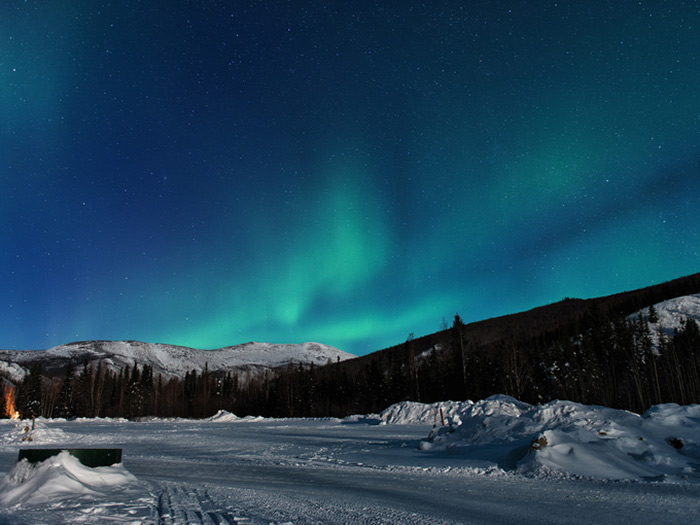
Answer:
(151, 482, 247, 524)
(147, 479, 456, 525)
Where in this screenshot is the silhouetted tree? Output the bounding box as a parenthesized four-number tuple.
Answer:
(18, 363, 44, 418)
(54, 363, 76, 418)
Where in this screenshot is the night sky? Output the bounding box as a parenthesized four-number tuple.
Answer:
(2, 2, 699, 356)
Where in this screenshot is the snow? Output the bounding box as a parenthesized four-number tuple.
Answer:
(0, 420, 73, 447)
(393, 395, 699, 482)
(1, 294, 699, 522)
(1, 397, 699, 524)
(207, 410, 240, 422)
(0, 360, 26, 383)
(380, 399, 475, 425)
(634, 293, 700, 346)
(0, 451, 146, 509)
(0, 340, 355, 380)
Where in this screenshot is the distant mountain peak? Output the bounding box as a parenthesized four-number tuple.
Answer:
(0, 340, 356, 383)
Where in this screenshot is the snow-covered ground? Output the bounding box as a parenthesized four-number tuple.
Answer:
(416, 395, 700, 481)
(1, 396, 699, 524)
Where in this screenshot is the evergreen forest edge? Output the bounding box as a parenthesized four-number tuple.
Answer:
(3, 272, 700, 420)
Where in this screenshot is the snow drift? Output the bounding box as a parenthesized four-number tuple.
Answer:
(408, 395, 700, 482)
(0, 451, 147, 509)
(380, 399, 475, 425)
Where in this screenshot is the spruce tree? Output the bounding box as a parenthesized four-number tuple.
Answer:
(54, 363, 76, 418)
(648, 304, 659, 324)
(452, 314, 467, 396)
(19, 363, 44, 418)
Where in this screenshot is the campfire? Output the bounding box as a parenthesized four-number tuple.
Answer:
(3, 386, 20, 420)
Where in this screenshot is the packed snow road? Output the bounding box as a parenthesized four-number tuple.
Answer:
(1, 414, 699, 524)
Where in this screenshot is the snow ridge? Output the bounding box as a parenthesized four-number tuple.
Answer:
(389, 395, 700, 482)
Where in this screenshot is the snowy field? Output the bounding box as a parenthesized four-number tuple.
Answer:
(1, 396, 700, 524)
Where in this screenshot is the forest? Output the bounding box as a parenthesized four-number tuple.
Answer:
(3, 274, 700, 420)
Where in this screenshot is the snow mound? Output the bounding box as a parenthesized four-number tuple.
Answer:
(0, 451, 144, 507)
(380, 400, 474, 425)
(419, 395, 700, 482)
(239, 415, 266, 422)
(379, 395, 531, 426)
(204, 411, 267, 423)
(208, 410, 239, 422)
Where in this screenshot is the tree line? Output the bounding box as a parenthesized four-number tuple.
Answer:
(3, 273, 700, 420)
(242, 309, 700, 418)
(2, 361, 241, 420)
(3, 308, 698, 420)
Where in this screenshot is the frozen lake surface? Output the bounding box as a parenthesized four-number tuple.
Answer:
(1, 411, 699, 524)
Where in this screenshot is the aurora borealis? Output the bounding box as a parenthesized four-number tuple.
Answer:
(2, 2, 699, 356)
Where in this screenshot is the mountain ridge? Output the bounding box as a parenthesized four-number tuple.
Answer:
(3, 272, 699, 419)
(0, 340, 355, 383)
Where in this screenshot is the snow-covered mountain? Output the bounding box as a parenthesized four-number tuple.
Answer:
(0, 341, 355, 383)
(2, 294, 698, 386)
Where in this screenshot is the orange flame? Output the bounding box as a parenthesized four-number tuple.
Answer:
(3, 386, 20, 420)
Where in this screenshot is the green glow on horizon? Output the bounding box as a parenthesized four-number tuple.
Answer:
(3, 2, 699, 356)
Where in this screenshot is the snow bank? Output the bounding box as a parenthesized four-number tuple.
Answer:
(208, 409, 240, 422)
(0, 419, 72, 446)
(380, 399, 474, 425)
(73, 416, 129, 423)
(206, 410, 269, 423)
(0, 451, 143, 507)
(418, 395, 700, 482)
(378, 395, 535, 426)
(238, 415, 267, 422)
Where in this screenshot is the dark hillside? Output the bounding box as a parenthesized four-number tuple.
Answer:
(262, 272, 700, 417)
(341, 272, 700, 374)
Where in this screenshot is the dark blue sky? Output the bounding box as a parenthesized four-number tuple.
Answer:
(2, 1, 699, 355)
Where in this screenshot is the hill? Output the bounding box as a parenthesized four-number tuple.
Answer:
(264, 272, 700, 417)
(0, 341, 354, 384)
(3, 272, 699, 420)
